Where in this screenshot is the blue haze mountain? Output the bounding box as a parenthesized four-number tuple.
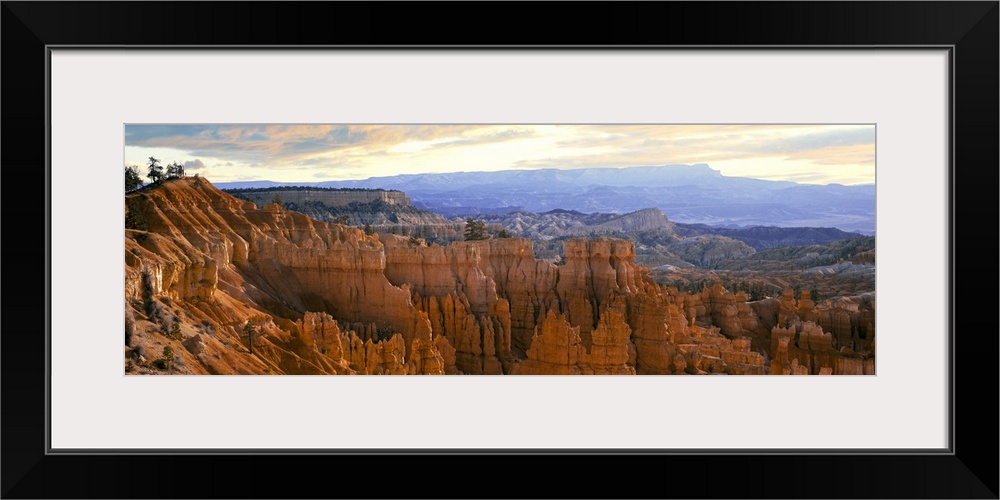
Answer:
(216, 164, 875, 233)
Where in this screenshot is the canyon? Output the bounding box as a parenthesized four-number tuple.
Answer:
(124, 177, 875, 375)
(224, 186, 462, 242)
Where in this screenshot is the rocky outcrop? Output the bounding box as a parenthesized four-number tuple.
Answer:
(672, 322, 768, 375)
(509, 309, 635, 375)
(586, 307, 636, 374)
(591, 208, 676, 233)
(626, 284, 675, 374)
(702, 282, 744, 337)
(556, 238, 639, 339)
(473, 207, 676, 241)
(182, 334, 205, 355)
(385, 236, 553, 361)
(771, 336, 810, 375)
(733, 291, 759, 337)
(666, 235, 756, 267)
(125, 179, 438, 374)
(290, 312, 354, 374)
(511, 310, 587, 375)
(814, 295, 876, 353)
(762, 289, 875, 375)
(384, 236, 649, 373)
(357, 334, 409, 375)
(434, 334, 460, 375)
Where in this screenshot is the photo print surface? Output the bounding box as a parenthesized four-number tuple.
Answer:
(124, 124, 875, 376)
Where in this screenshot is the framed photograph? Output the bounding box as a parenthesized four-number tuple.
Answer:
(4, 2, 996, 498)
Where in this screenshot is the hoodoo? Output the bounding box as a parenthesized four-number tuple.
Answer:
(125, 177, 874, 375)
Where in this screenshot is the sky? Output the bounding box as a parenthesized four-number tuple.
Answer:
(124, 124, 875, 185)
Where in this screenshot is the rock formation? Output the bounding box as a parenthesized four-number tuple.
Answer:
(124, 178, 874, 376)
(761, 290, 875, 375)
(125, 178, 443, 375)
(509, 309, 635, 375)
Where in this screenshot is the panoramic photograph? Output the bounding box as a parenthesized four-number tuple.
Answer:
(124, 124, 875, 375)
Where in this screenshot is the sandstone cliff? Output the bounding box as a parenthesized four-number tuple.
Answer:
(758, 289, 876, 375)
(125, 178, 444, 375)
(124, 178, 873, 375)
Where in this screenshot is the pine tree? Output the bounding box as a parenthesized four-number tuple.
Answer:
(242, 321, 260, 355)
(158, 346, 175, 371)
(125, 165, 144, 192)
(464, 218, 487, 241)
(146, 157, 164, 184)
(165, 161, 185, 179)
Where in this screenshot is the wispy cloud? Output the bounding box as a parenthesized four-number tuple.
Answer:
(124, 124, 875, 184)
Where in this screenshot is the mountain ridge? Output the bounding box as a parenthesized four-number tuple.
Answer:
(215, 163, 875, 233)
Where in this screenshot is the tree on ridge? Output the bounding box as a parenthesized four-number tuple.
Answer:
(146, 157, 164, 184)
(125, 165, 143, 192)
(165, 161, 185, 179)
(464, 218, 487, 241)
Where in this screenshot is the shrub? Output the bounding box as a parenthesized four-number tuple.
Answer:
(168, 320, 182, 341)
(154, 346, 175, 371)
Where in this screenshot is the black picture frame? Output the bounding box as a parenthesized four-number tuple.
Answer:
(3, 2, 997, 498)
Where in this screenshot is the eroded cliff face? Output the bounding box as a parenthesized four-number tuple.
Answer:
(509, 307, 635, 375)
(384, 236, 660, 374)
(761, 290, 876, 375)
(125, 178, 441, 375)
(124, 178, 873, 375)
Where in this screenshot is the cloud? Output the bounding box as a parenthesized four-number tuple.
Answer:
(126, 125, 359, 165)
(184, 159, 207, 171)
(126, 125, 478, 169)
(124, 124, 875, 184)
(785, 144, 876, 166)
(748, 127, 875, 155)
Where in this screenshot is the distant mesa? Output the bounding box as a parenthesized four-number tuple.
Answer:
(226, 186, 412, 208)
